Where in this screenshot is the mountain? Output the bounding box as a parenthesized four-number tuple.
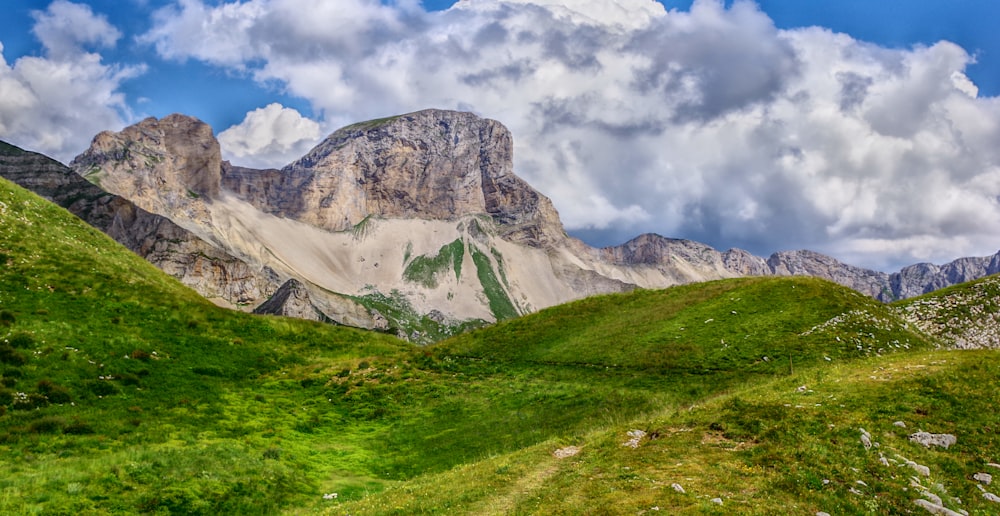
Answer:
(7, 110, 1000, 340)
(63, 111, 748, 341)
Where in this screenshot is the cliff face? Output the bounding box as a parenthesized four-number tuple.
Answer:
(44, 109, 1000, 341)
(222, 110, 564, 246)
(0, 141, 278, 308)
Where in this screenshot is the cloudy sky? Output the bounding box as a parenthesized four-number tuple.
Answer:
(1, 0, 999, 272)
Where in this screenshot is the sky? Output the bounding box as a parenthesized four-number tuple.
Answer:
(1, 0, 999, 272)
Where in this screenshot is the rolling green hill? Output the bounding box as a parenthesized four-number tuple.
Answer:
(1, 175, 999, 514)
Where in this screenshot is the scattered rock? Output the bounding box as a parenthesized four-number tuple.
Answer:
(910, 432, 957, 449)
(710, 498, 723, 505)
(817, 512, 831, 516)
(552, 446, 580, 459)
(623, 429, 646, 449)
(984, 491, 1000, 503)
(922, 491, 944, 506)
(974, 472, 993, 485)
(913, 498, 964, 516)
(907, 460, 931, 477)
(671, 483, 685, 494)
(894, 421, 907, 428)
(796, 385, 808, 393)
(860, 428, 873, 450)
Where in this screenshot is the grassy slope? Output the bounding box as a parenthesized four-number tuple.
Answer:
(0, 178, 412, 514)
(3, 174, 998, 514)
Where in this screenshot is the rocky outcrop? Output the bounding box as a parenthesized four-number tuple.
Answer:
(0, 140, 278, 308)
(253, 279, 330, 322)
(891, 255, 1000, 299)
(70, 114, 221, 223)
(767, 250, 894, 301)
(222, 110, 565, 247)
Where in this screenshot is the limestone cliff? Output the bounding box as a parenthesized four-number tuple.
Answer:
(222, 110, 565, 246)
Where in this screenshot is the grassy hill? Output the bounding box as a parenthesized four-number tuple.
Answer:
(1, 175, 999, 514)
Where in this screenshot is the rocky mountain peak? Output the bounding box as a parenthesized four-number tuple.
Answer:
(224, 108, 565, 246)
(71, 114, 222, 218)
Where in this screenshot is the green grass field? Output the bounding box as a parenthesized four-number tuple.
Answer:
(1, 176, 999, 514)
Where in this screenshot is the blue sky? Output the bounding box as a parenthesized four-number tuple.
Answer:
(1, 0, 999, 271)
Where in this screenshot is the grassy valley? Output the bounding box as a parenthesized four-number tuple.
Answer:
(1, 176, 999, 514)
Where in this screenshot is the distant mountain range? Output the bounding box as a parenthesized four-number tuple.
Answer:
(2, 110, 998, 342)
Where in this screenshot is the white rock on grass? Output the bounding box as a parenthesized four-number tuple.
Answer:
(623, 429, 646, 449)
(910, 432, 957, 449)
(552, 446, 581, 459)
(894, 421, 907, 428)
(907, 461, 931, 477)
(974, 472, 993, 485)
(710, 498, 723, 505)
(984, 491, 1000, 503)
(671, 483, 685, 494)
(913, 498, 965, 516)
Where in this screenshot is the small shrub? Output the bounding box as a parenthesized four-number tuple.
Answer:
(0, 389, 11, 405)
(263, 446, 281, 460)
(87, 380, 119, 397)
(3, 368, 23, 379)
(8, 333, 34, 348)
(335, 368, 351, 378)
(37, 379, 72, 404)
(0, 310, 14, 327)
(63, 419, 95, 435)
(192, 366, 224, 377)
(129, 349, 151, 361)
(0, 377, 15, 388)
(0, 344, 26, 366)
(28, 416, 63, 434)
(300, 377, 320, 388)
(357, 361, 371, 370)
(117, 373, 141, 386)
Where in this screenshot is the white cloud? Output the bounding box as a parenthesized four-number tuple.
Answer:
(0, 2, 142, 163)
(30, 0, 121, 58)
(143, 0, 1000, 270)
(218, 103, 321, 168)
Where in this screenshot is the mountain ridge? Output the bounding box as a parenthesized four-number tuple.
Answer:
(4, 108, 999, 339)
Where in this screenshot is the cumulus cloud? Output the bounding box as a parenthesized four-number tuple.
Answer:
(0, 2, 141, 163)
(31, 0, 122, 58)
(143, 0, 1000, 270)
(218, 103, 322, 168)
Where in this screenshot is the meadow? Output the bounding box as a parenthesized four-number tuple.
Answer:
(1, 176, 998, 514)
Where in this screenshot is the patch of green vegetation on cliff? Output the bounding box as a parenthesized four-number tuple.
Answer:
(402, 239, 464, 288)
(351, 287, 486, 344)
(471, 246, 519, 321)
(0, 141, 26, 156)
(340, 115, 402, 134)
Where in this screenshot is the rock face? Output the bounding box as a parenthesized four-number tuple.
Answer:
(767, 250, 893, 301)
(14, 107, 992, 342)
(222, 110, 563, 246)
(0, 140, 278, 308)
